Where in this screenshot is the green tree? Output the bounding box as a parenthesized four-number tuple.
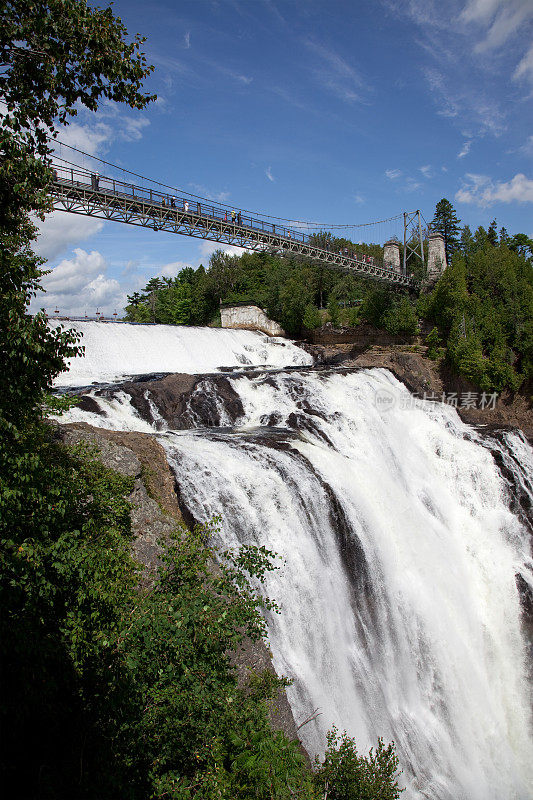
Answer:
(473, 225, 488, 250)
(459, 224, 475, 257)
(499, 226, 510, 246)
(487, 218, 498, 247)
(360, 287, 393, 328)
(431, 198, 461, 264)
(381, 297, 418, 335)
(509, 233, 533, 260)
(424, 327, 441, 360)
(327, 295, 341, 327)
(303, 303, 322, 330)
(0, 0, 154, 436)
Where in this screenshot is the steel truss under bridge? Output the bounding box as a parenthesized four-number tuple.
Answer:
(50, 164, 415, 289)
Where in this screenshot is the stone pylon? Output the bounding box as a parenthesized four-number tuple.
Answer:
(426, 232, 447, 285)
(383, 240, 401, 273)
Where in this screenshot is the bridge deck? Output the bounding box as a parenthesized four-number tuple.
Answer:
(50, 165, 414, 289)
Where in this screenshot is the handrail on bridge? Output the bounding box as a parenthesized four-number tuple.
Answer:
(51, 162, 414, 286)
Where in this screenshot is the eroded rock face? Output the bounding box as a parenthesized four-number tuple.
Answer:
(57, 423, 180, 577)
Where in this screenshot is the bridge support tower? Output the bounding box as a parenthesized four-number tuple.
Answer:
(426, 232, 447, 286)
(384, 240, 401, 273)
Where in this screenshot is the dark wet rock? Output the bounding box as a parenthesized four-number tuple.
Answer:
(516, 573, 533, 650)
(104, 372, 245, 429)
(484, 432, 533, 529)
(77, 394, 106, 415)
(116, 373, 197, 426)
(186, 377, 244, 427)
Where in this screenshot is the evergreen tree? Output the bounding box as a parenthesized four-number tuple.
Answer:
(431, 198, 461, 264)
(487, 219, 498, 246)
(509, 233, 533, 260)
(499, 226, 509, 246)
(459, 225, 475, 257)
(474, 225, 488, 250)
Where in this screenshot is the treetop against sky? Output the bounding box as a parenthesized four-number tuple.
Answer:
(29, 0, 533, 316)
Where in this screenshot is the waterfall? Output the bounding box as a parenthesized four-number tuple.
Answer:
(49, 320, 312, 387)
(56, 339, 533, 799)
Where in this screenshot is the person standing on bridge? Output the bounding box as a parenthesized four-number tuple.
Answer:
(184, 200, 189, 213)
(231, 209, 236, 223)
(237, 210, 242, 225)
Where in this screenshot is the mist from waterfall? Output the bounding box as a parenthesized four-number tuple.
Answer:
(55, 323, 533, 799)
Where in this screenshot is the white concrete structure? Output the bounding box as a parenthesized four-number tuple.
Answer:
(383, 239, 401, 273)
(427, 232, 447, 284)
(220, 305, 285, 336)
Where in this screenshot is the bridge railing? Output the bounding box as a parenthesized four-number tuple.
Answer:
(51, 163, 408, 280)
(52, 162, 311, 241)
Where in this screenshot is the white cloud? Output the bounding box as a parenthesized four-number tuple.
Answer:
(34, 212, 104, 262)
(37, 104, 152, 261)
(460, 0, 502, 24)
(385, 0, 532, 136)
(265, 166, 275, 182)
(385, 169, 402, 180)
(188, 182, 230, 202)
(304, 38, 369, 104)
(198, 241, 247, 261)
(514, 42, 533, 83)
(405, 177, 422, 192)
(353, 193, 365, 204)
(419, 165, 434, 178)
(519, 135, 533, 155)
(156, 261, 196, 279)
(184, 31, 191, 49)
(455, 172, 533, 206)
(53, 121, 111, 157)
(460, 0, 533, 53)
(30, 249, 126, 316)
(458, 140, 472, 158)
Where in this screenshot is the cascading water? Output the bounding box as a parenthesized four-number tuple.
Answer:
(56, 327, 533, 800)
(49, 320, 312, 386)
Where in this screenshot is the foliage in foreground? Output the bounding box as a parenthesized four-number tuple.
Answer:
(0, 432, 311, 798)
(1, 432, 403, 799)
(315, 728, 404, 800)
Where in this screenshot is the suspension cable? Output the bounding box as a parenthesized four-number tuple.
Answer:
(49, 136, 406, 231)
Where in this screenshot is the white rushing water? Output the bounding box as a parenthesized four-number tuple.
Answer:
(57, 345, 533, 799)
(49, 320, 312, 386)
(159, 369, 533, 800)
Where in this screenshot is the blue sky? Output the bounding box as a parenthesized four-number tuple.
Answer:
(33, 0, 533, 316)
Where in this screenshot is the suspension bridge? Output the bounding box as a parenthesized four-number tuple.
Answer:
(49, 154, 420, 290)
